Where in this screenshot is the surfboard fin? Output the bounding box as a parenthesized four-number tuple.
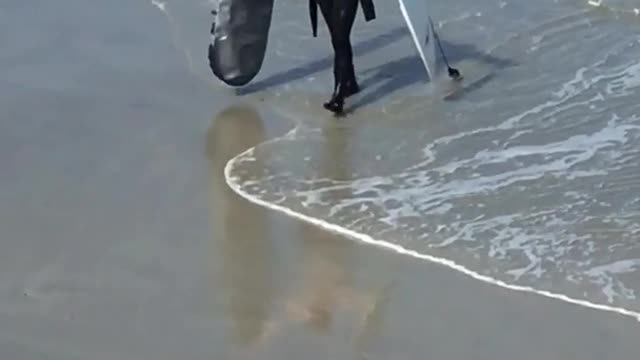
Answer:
(448, 67, 462, 80)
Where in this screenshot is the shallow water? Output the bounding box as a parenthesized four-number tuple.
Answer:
(2, 0, 640, 358)
(208, 0, 640, 312)
(23, 0, 636, 316)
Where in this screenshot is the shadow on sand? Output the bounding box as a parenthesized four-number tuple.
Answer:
(352, 40, 518, 109)
(235, 26, 517, 111)
(236, 26, 408, 96)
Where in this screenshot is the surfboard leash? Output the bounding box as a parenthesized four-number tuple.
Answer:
(428, 17, 462, 81)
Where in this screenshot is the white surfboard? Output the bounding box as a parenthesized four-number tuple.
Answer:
(397, 0, 439, 81)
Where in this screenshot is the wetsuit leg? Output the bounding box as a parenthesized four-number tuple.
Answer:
(317, 0, 339, 95)
(317, 0, 359, 114)
(331, 0, 359, 96)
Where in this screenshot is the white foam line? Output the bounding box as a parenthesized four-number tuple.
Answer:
(224, 142, 640, 323)
(587, 0, 639, 17)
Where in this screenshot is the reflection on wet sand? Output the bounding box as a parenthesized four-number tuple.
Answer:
(280, 122, 388, 353)
(287, 122, 361, 331)
(206, 108, 389, 357)
(206, 104, 275, 347)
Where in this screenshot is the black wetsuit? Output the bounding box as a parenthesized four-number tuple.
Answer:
(310, 0, 375, 114)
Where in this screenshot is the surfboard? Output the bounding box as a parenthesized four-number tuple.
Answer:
(208, 0, 275, 87)
(397, 0, 439, 81)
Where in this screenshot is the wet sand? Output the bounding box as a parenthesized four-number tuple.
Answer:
(3, 99, 640, 359)
(2, 1, 640, 359)
(210, 104, 640, 360)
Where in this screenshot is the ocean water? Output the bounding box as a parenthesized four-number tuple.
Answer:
(161, 0, 640, 314)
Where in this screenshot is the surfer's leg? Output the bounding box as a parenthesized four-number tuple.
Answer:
(336, 0, 359, 92)
(323, 0, 359, 114)
(336, 0, 360, 96)
(317, 0, 341, 98)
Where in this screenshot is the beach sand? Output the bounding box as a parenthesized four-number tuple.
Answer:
(2, 0, 640, 359)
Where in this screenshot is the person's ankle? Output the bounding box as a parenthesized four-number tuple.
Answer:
(344, 80, 359, 97)
(323, 93, 344, 114)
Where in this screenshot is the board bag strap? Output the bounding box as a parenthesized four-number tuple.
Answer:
(360, 0, 376, 21)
